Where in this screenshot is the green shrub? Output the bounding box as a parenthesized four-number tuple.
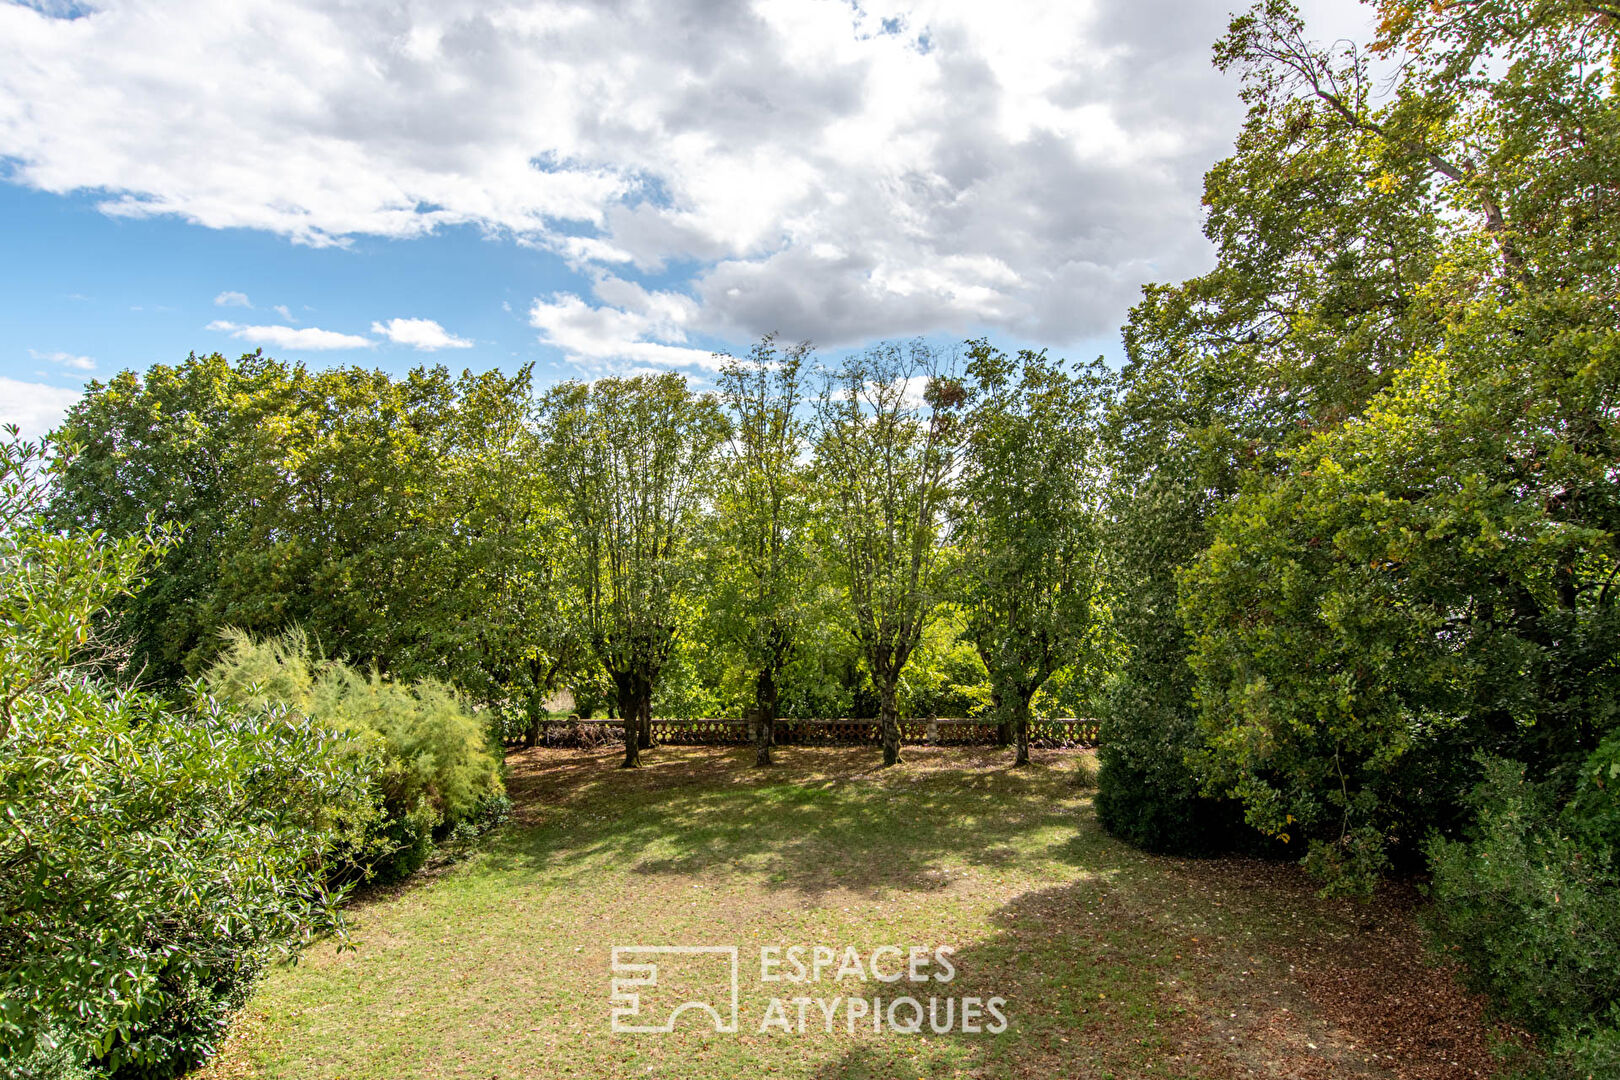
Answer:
(6, 1031, 98, 1080)
(1426, 750, 1620, 1071)
(1527, 1028, 1620, 1080)
(0, 686, 375, 1078)
(1094, 671, 1247, 853)
(206, 629, 506, 880)
(0, 428, 375, 1078)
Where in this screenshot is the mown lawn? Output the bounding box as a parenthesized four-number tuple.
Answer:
(202, 746, 1513, 1080)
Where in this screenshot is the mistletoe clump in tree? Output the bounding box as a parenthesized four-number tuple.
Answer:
(814, 342, 962, 767)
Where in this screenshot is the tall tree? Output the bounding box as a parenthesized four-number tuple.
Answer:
(541, 374, 725, 768)
(956, 342, 1110, 766)
(1178, 0, 1620, 891)
(1094, 0, 1444, 852)
(50, 354, 468, 684)
(437, 368, 584, 747)
(710, 336, 815, 766)
(814, 342, 962, 767)
(49, 353, 295, 681)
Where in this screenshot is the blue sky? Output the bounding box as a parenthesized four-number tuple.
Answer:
(0, 0, 1371, 437)
(1, 180, 619, 390)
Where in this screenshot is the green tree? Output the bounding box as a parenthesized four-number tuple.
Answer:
(435, 368, 584, 746)
(813, 342, 962, 767)
(710, 336, 816, 766)
(49, 353, 292, 682)
(540, 374, 726, 768)
(1095, 0, 1444, 851)
(956, 342, 1111, 765)
(1179, 0, 1620, 890)
(50, 354, 469, 685)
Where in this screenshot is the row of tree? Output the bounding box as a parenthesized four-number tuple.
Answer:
(50, 0, 1620, 885)
(51, 339, 1114, 771)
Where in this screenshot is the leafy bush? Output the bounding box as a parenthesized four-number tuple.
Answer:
(7, 1035, 98, 1080)
(0, 428, 375, 1079)
(206, 629, 506, 880)
(1094, 670, 1247, 853)
(1427, 749, 1620, 1076)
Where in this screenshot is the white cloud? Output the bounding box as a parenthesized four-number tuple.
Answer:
(28, 348, 95, 371)
(0, 377, 80, 439)
(273, 303, 295, 321)
(370, 317, 472, 350)
(0, 0, 1374, 362)
(212, 290, 252, 307)
(529, 287, 718, 373)
(207, 320, 373, 351)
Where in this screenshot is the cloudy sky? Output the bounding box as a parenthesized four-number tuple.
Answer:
(0, 0, 1373, 435)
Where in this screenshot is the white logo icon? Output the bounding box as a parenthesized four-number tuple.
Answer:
(610, 946, 740, 1033)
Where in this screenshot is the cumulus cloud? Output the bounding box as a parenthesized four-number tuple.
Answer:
(0, 0, 1372, 367)
(207, 320, 373, 351)
(29, 348, 95, 371)
(529, 288, 718, 373)
(371, 317, 473, 350)
(212, 290, 252, 307)
(0, 377, 80, 438)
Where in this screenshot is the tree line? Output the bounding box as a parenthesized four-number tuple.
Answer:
(50, 337, 1115, 772)
(1098, 3, 1620, 1074)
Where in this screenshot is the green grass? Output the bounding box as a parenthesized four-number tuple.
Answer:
(204, 746, 1498, 1080)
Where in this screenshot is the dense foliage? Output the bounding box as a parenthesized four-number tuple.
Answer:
(204, 630, 507, 881)
(1097, 0, 1620, 1064)
(0, 430, 374, 1079)
(1426, 750, 1620, 1076)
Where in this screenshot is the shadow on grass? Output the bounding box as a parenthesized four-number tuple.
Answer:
(789, 871, 1233, 1080)
(487, 746, 1510, 1080)
(487, 745, 1116, 902)
(478, 746, 1243, 1077)
(284, 745, 1516, 1080)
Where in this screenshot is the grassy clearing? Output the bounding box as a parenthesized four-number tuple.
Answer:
(202, 747, 1511, 1080)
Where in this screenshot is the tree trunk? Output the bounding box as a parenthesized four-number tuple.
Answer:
(522, 684, 544, 749)
(755, 668, 778, 767)
(879, 682, 901, 767)
(616, 677, 641, 769)
(637, 691, 653, 750)
(1013, 695, 1031, 767)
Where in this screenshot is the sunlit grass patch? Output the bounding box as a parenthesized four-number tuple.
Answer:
(205, 746, 1504, 1080)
